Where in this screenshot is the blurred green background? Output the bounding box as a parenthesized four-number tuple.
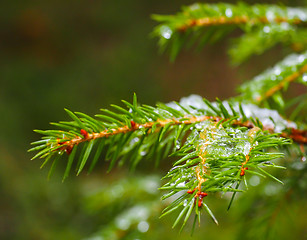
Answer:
(1, 0, 306, 239)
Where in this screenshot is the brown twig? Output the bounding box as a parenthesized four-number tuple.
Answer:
(57, 115, 307, 154)
(178, 16, 302, 31)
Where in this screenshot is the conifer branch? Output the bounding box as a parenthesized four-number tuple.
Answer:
(153, 3, 307, 60)
(51, 115, 217, 153)
(30, 94, 304, 229)
(229, 25, 307, 64)
(30, 101, 306, 163)
(256, 62, 307, 102)
(178, 16, 303, 32)
(29, 1, 307, 233)
(239, 51, 307, 108)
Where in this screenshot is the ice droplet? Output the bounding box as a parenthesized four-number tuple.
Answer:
(143, 178, 159, 194)
(249, 175, 260, 186)
(273, 67, 281, 75)
(116, 218, 131, 230)
(189, 3, 200, 11)
(298, 54, 305, 63)
(138, 221, 149, 233)
(266, 11, 275, 22)
(263, 26, 270, 33)
(225, 8, 233, 18)
(177, 182, 186, 188)
(264, 184, 279, 196)
(176, 142, 181, 149)
(160, 26, 172, 39)
(131, 137, 140, 144)
(288, 8, 307, 21)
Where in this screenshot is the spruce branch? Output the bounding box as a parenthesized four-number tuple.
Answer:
(238, 51, 307, 114)
(153, 3, 307, 60)
(30, 94, 305, 229)
(29, 95, 305, 169)
(26, 1, 307, 235)
(160, 117, 289, 228)
(229, 25, 307, 64)
(257, 63, 307, 102)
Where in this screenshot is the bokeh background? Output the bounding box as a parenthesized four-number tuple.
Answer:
(1, 0, 306, 239)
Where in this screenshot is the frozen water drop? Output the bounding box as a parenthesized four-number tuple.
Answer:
(116, 218, 131, 230)
(264, 184, 279, 196)
(138, 221, 149, 233)
(298, 54, 305, 63)
(225, 8, 233, 18)
(263, 26, 270, 33)
(280, 22, 290, 30)
(190, 3, 200, 11)
(177, 182, 186, 188)
(273, 67, 281, 75)
(266, 11, 275, 22)
(243, 142, 251, 155)
(249, 175, 260, 186)
(160, 26, 172, 39)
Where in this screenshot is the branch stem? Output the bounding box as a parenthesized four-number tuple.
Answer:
(58, 115, 307, 153)
(179, 16, 303, 31)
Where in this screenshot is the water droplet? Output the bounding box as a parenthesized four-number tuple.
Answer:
(131, 137, 140, 144)
(189, 3, 200, 11)
(138, 221, 149, 233)
(264, 184, 279, 196)
(160, 26, 172, 39)
(129, 205, 149, 221)
(143, 178, 159, 194)
(266, 11, 275, 22)
(288, 8, 307, 21)
(183, 199, 188, 206)
(280, 22, 290, 30)
(116, 218, 131, 230)
(273, 67, 281, 75)
(225, 8, 233, 18)
(292, 162, 304, 170)
(249, 175, 260, 186)
(263, 26, 271, 33)
(177, 182, 186, 188)
(302, 73, 307, 82)
(298, 54, 305, 63)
